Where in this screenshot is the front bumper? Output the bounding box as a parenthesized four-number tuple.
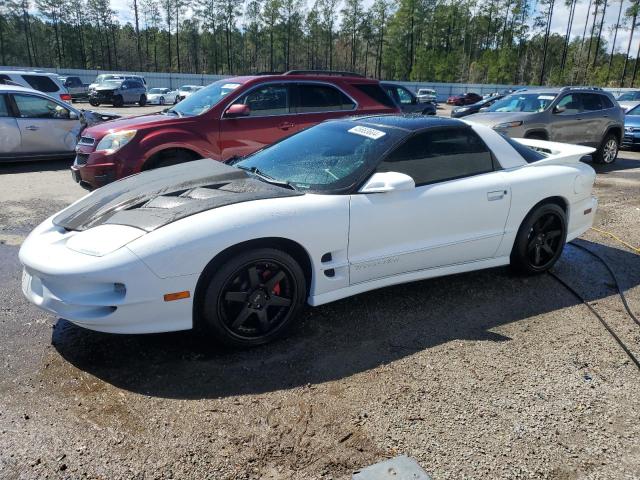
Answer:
(19, 217, 198, 334)
(622, 129, 640, 147)
(72, 144, 137, 189)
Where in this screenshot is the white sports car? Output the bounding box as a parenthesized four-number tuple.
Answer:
(20, 116, 598, 347)
(146, 87, 179, 105)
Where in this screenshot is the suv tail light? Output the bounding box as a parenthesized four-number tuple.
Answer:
(60, 93, 72, 102)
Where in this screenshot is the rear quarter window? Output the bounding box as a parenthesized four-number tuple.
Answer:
(354, 83, 396, 109)
(502, 135, 547, 163)
(21, 75, 60, 93)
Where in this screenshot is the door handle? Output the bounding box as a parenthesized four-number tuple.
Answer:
(487, 190, 507, 201)
(25, 125, 39, 131)
(278, 122, 295, 130)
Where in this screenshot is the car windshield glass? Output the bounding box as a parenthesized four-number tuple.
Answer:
(102, 80, 122, 87)
(169, 81, 241, 116)
(627, 104, 640, 115)
(618, 92, 638, 101)
(486, 93, 556, 112)
(149, 88, 166, 94)
(234, 121, 401, 193)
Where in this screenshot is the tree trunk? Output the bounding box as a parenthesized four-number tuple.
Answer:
(593, 0, 608, 68)
(560, 0, 577, 75)
(176, 2, 181, 71)
(606, 0, 624, 84)
(539, 0, 556, 85)
(621, 6, 637, 86)
(133, 0, 142, 70)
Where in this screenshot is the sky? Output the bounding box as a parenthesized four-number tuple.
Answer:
(109, 0, 640, 60)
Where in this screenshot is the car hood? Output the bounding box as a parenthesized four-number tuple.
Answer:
(82, 113, 180, 137)
(624, 114, 640, 128)
(464, 111, 531, 126)
(54, 159, 303, 232)
(94, 85, 119, 91)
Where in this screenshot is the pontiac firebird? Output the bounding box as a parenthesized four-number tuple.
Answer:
(20, 115, 598, 347)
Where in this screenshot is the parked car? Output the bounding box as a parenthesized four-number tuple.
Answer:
(59, 76, 89, 102)
(416, 88, 437, 104)
(466, 87, 624, 164)
(447, 92, 482, 106)
(451, 94, 506, 118)
(177, 85, 203, 101)
(88, 74, 147, 92)
(146, 87, 179, 105)
(381, 82, 436, 115)
(0, 84, 119, 162)
(72, 71, 400, 189)
(88, 79, 147, 107)
(616, 90, 640, 112)
(0, 70, 71, 103)
(21, 115, 598, 347)
(622, 103, 640, 148)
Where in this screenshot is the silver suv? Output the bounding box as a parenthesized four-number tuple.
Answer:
(88, 79, 147, 107)
(467, 87, 624, 164)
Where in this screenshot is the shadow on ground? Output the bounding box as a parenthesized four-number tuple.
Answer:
(0, 158, 74, 174)
(592, 150, 640, 174)
(53, 239, 640, 400)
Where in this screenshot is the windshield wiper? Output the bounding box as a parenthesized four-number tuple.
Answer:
(236, 165, 298, 191)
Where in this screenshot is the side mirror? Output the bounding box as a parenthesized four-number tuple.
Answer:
(359, 171, 415, 194)
(553, 105, 566, 114)
(225, 104, 251, 118)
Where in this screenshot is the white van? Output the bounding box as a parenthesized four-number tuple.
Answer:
(0, 70, 71, 103)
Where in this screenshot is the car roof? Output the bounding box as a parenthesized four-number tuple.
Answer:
(0, 84, 42, 94)
(348, 114, 464, 132)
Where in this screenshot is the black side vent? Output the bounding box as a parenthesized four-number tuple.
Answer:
(321, 252, 332, 263)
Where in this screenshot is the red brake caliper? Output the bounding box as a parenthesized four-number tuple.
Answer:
(262, 270, 281, 296)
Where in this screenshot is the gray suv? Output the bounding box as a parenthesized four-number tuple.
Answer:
(467, 87, 624, 164)
(89, 79, 147, 107)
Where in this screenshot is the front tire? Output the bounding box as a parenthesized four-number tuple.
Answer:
(159, 96, 165, 105)
(594, 133, 618, 164)
(89, 99, 100, 107)
(199, 248, 307, 348)
(139, 95, 147, 106)
(511, 203, 567, 274)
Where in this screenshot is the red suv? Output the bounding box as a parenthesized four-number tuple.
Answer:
(72, 71, 400, 189)
(446, 92, 482, 106)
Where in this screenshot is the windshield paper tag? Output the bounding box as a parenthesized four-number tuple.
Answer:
(538, 95, 555, 100)
(348, 126, 386, 140)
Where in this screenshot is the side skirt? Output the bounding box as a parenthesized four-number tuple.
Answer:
(308, 256, 511, 306)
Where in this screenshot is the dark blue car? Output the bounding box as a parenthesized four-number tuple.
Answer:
(623, 104, 640, 148)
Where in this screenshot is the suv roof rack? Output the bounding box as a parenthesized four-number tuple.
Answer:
(560, 86, 603, 91)
(284, 70, 365, 78)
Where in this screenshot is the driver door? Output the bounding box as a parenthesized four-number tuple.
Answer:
(348, 127, 511, 284)
(11, 93, 80, 154)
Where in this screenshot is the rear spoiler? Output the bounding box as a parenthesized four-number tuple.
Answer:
(514, 138, 596, 165)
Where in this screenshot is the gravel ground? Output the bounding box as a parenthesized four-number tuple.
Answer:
(0, 122, 639, 479)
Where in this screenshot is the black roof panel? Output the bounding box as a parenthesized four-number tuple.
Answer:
(350, 114, 465, 131)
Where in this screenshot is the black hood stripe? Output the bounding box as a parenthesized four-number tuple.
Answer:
(55, 159, 302, 232)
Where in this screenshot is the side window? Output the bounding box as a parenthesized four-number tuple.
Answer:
(354, 84, 396, 108)
(600, 95, 614, 109)
(235, 84, 289, 116)
(294, 84, 355, 112)
(13, 94, 70, 119)
(0, 74, 11, 84)
(396, 87, 414, 105)
(556, 94, 581, 115)
(377, 128, 494, 186)
(21, 75, 59, 93)
(384, 87, 400, 104)
(581, 93, 603, 111)
(0, 95, 9, 117)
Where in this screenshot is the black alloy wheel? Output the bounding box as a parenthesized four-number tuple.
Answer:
(159, 96, 165, 105)
(511, 203, 567, 274)
(201, 248, 306, 347)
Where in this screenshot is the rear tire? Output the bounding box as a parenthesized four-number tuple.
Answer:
(139, 95, 147, 106)
(510, 203, 567, 274)
(593, 133, 618, 164)
(112, 95, 124, 108)
(199, 248, 307, 348)
(159, 96, 165, 105)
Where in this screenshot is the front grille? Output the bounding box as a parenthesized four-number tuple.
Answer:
(75, 153, 89, 166)
(95, 90, 114, 99)
(78, 136, 95, 146)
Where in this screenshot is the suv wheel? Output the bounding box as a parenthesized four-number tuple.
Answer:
(89, 99, 100, 107)
(594, 133, 618, 164)
(112, 95, 124, 108)
(139, 95, 147, 106)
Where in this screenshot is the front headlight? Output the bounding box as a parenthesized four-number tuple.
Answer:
(95, 130, 137, 153)
(493, 121, 523, 129)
